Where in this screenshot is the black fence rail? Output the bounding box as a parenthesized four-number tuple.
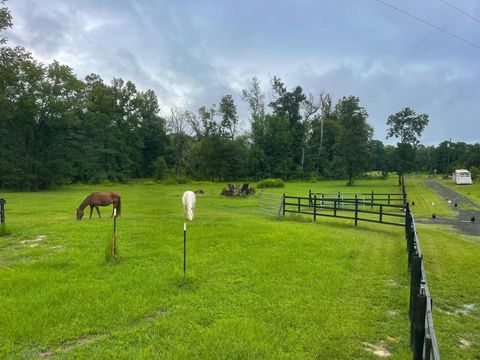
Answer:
(309, 190, 406, 206)
(405, 203, 441, 360)
(283, 194, 406, 227)
(282, 185, 440, 359)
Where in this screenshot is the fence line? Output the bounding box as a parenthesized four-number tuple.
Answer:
(282, 194, 406, 227)
(309, 190, 406, 207)
(405, 201, 441, 360)
(280, 184, 440, 359)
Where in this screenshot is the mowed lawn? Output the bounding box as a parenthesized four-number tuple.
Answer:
(2, 178, 416, 359)
(404, 178, 480, 359)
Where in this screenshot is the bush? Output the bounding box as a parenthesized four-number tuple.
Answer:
(256, 178, 285, 188)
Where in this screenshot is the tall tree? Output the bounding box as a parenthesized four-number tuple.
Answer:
(269, 76, 307, 171)
(166, 107, 191, 178)
(386, 107, 429, 184)
(335, 96, 372, 185)
(241, 77, 265, 122)
(219, 94, 238, 139)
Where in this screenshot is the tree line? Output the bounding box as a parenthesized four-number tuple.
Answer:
(1, 2, 480, 190)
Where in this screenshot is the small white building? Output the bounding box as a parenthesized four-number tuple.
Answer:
(453, 169, 473, 185)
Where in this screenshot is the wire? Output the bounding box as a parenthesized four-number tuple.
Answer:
(375, 0, 480, 50)
(438, 0, 480, 24)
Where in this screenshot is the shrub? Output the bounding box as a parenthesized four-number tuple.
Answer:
(256, 178, 285, 188)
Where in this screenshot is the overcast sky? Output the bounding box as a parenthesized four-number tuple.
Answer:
(5, 0, 480, 144)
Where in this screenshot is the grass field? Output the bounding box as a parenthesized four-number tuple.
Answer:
(0, 177, 477, 358)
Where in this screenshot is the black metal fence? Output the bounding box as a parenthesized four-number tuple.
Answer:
(281, 185, 440, 359)
(283, 194, 406, 227)
(0, 198, 5, 225)
(309, 190, 406, 206)
(405, 203, 441, 360)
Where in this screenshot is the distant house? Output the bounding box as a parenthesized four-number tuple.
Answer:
(453, 169, 473, 185)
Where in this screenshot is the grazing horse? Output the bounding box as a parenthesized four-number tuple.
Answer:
(182, 191, 196, 221)
(76, 192, 121, 220)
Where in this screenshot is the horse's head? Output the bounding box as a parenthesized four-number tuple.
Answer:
(76, 208, 84, 220)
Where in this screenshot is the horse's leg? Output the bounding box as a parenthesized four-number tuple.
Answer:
(89, 205, 94, 219)
(95, 205, 101, 218)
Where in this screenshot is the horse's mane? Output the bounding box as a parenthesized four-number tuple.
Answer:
(78, 193, 93, 211)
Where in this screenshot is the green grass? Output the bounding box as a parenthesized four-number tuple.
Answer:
(404, 178, 455, 218)
(0, 176, 470, 359)
(438, 179, 480, 208)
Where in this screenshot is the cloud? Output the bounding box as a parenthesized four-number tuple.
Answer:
(4, 0, 480, 144)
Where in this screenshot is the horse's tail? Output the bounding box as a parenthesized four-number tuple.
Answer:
(187, 206, 194, 221)
(117, 196, 121, 217)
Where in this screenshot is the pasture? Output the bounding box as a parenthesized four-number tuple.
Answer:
(0, 178, 478, 358)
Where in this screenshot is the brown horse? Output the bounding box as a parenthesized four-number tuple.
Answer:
(76, 192, 121, 220)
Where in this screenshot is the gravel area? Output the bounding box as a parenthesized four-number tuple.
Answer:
(415, 180, 480, 236)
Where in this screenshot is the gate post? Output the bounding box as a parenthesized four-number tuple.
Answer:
(0, 199, 5, 225)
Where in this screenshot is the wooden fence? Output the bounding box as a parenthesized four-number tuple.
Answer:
(283, 194, 406, 227)
(281, 186, 440, 359)
(405, 203, 441, 360)
(309, 190, 406, 206)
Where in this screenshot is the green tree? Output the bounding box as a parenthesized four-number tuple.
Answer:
(335, 96, 372, 185)
(0, 0, 12, 44)
(219, 94, 238, 139)
(386, 107, 429, 184)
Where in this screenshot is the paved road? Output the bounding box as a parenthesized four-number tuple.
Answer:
(416, 180, 480, 236)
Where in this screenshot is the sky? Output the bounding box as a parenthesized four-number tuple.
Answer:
(4, 0, 480, 145)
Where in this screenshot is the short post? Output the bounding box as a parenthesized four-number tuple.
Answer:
(413, 290, 427, 359)
(112, 207, 117, 256)
(334, 199, 337, 217)
(298, 197, 301, 213)
(183, 222, 187, 275)
(313, 194, 317, 223)
(388, 194, 391, 205)
(309, 190, 312, 206)
(410, 255, 422, 321)
(321, 193, 325, 206)
(379, 205, 383, 223)
(371, 190, 374, 208)
(282, 194, 286, 216)
(0, 199, 5, 225)
(354, 196, 359, 226)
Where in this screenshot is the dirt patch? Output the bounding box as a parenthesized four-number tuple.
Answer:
(363, 341, 391, 357)
(20, 235, 47, 245)
(439, 303, 476, 316)
(385, 279, 398, 287)
(145, 308, 168, 322)
(459, 339, 471, 349)
(39, 334, 104, 358)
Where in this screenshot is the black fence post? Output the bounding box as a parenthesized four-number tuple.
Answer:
(379, 205, 383, 223)
(354, 195, 359, 226)
(298, 197, 301, 213)
(413, 290, 427, 359)
(321, 193, 325, 206)
(410, 255, 422, 322)
(334, 199, 337, 217)
(371, 190, 374, 208)
(0, 199, 5, 225)
(282, 194, 285, 216)
(388, 194, 391, 205)
(309, 190, 312, 206)
(313, 194, 317, 223)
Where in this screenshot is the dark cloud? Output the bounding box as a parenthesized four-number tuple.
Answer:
(4, 0, 480, 143)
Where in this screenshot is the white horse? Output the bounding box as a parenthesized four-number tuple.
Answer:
(182, 191, 196, 221)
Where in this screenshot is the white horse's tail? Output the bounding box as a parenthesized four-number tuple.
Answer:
(183, 191, 196, 221)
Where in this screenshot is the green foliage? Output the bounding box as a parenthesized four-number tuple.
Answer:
(152, 156, 167, 180)
(256, 178, 285, 188)
(335, 96, 372, 185)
